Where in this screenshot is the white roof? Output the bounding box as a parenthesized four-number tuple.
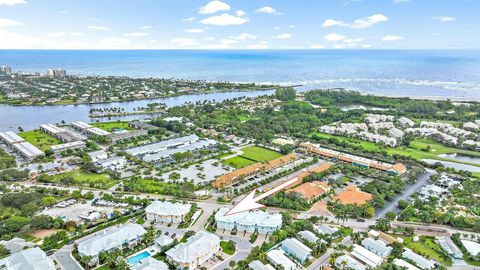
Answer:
(87, 127, 110, 136)
(71, 121, 93, 130)
(335, 255, 366, 270)
(0, 131, 24, 144)
(40, 124, 65, 134)
(215, 208, 282, 228)
(281, 238, 312, 259)
(0, 247, 55, 270)
(78, 223, 146, 257)
(249, 260, 275, 270)
(461, 240, 480, 257)
(166, 231, 219, 264)
(266, 249, 296, 270)
(393, 258, 420, 270)
(361, 238, 392, 257)
(402, 248, 436, 270)
(351, 244, 384, 268)
(297, 230, 319, 243)
(145, 201, 191, 217)
(50, 141, 86, 151)
(315, 224, 338, 235)
(12, 142, 44, 158)
(131, 257, 169, 270)
(155, 235, 174, 247)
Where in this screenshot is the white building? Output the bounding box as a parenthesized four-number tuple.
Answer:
(335, 255, 366, 270)
(248, 260, 276, 270)
(351, 244, 384, 268)
(77, 223, 146, 266)
(393, 258, 420, 270)
(460, 240, 480, 257)
(131, 257, 169, 270)
(0, 247, 55, 270)
(155, 235, 174, 249)
(71, 121, 110, 137)
(96, 156, 127, 171)
(145, 201, 192, 223)
(361, 237, 392, 258)
(398, 117, 415, 128)
(315, 224, 338, 235)
(402, 248, 436, 270)
(297, 230, 319, 244)
(267, 249, 296, 270)
(281, 238, 312, 264)
(436, 237, 463, 259)
(0, 131, 44, 160)
(50, 141, 86, 152)
(88, 150, 108, 162)
(166, 231, 220, 270)
(463, 122, 479, 131)
(215, 208, 282, 234)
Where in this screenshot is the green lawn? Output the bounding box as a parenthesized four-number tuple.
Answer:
(38, 170, 116, 189)
(223, 146, 284, 169)
(404, 236, 452, 266)
(220, 240, 236, 255)
(19, 130, 62, 151)
(309, 131, 382, 152)
(223, 156, 257, 169)
(91, 121, 133, 132)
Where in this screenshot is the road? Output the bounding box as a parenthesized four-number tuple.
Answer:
(306, 236, 351, 270)
(211, 235, 253, 270)
(54, 244, 82, 270)
(376, 168, 435, 217)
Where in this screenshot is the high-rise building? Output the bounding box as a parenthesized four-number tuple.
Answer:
(47, 69, 67, 77)
(0, 66, 12, 74)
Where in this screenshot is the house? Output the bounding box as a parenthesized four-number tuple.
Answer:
(402, 248, 436, 270)
(215, 208, 282, 234)
(248, 260, 276, 270)
(155, 235, 174, 249)
(297, 230, 319, 244)
(460, 240, 480, 257)
(436, 237, 463, 259)
(393, 258, 420, 270)
(145, 201, 192, 223)
(281, 238, 312, 264)
(287, 181, 330, 202)
(77, 223, 146, 266)
(334, 185, 373, 205)
(166, 231, 220, 270)
(335, 255, 366, 270)
(368, 230, 397, 244)
(315, 224, 338, 235)
(351, 244, 384, 268)
(0, 237, 34, 253)
(398, 117, 415, 128)
(131, 257, 169, 270)
(0, 247, 55, 270)
(88, 150, 108, 162)
(361, 238, 392, 258)
(266, 249, 296, 270)
(96, 156, 127, 171)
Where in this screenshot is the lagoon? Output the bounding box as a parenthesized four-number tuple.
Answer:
(421, 159, 480, 173)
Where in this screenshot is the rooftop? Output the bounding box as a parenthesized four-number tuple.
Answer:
(145, 201, 192, 217)
(334, 185, 373, 205)
(0, 247, 55, 270)
(166, 231, 219, 263)
(287, 181, 330, 200)
(215, 208, 282, 228)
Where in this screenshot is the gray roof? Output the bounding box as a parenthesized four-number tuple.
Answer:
(249, 260, 272, 270)
(402, 248, 436, 269)
(0, 247, 55, 270)
(361, 237, 392, 257)
(297, 230, 319, 244)
(0, 237, 34, 253)
(281, 238, 312, 260)
(315, 224, 338, 235)
(335, 255, 367, 270)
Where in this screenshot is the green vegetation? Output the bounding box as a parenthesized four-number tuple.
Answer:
(0, 148, 16, 170)
(123, 177, 196, 198)
(223, 156, 257, 169)
(18, 129, 61, 151)
(220, 240, 236, 255)
(91, 121, 133, 132)
(223, 146, 283, 168)
(404, 236, 452, 266)
(37, 170, 116, 189)
(310, 131, 382, 152)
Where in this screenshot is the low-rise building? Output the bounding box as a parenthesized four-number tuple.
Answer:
(108, 129, 148, 142)
(351, 244, 384, 268)
(77, 223, 146, 266)
(96, 156, 127, 171)
(460, 240, 480, 258)
(335, 255, 366, 270)
(0, 131, 44, 160)
(297, 230, 319, 244)
(436, 237, 463, 259)
(215, 208, 282, 234)
(131, 257, 169, 270)
(287, 181, 330, 202)
(50, 141, 86, 152)
(0, 247, 55, 270)
(393, 258, 420, 270)
(361, 238, 392, 258)
(402, 248, 436, 270)
(166, 231, 220, 270)
(145, 201, 192, 223)
(334, 185, 373, 205)
(155, 235, 174, 249)
(281, 238, 312, 264)
(266, 249, 296, 270)
(248, 260, 276, 270)
(315, 224, 338, 235)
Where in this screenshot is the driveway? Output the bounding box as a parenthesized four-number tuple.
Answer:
(54, 244, 82, 270)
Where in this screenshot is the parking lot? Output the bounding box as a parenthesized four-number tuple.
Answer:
(159, 158, 232, 185)
(41, 200, 124, 222)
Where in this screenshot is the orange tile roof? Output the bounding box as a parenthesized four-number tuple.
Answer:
(287, 181, 330, 200)
(334, 185, 373, 205)
(284, 162, 333, 189)
(390, 163, 407, 174)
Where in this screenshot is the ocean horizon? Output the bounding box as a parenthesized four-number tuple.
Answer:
(1, 49, 480, 100)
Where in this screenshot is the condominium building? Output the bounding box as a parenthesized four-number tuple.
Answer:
(166, 231, 220, 270)
(215, 208, 282, 234)
(0, 247, 55, 270)
(47, 68, 66, 77)
(281, 238, 312, 264)
(361, 237, 392, 258)
(71, 121, 110, 137)
(335, 255, 366, 270)
(402, 248, 436, 270)
(266, 249, 296, 270)
(40, 123, 83, 142)
(351, 244, 384, 268)
(77, 223, 146, 266)
(50, 141, 86, 152)
(145, 201, 192, 223)
(0, 131, 44, 160)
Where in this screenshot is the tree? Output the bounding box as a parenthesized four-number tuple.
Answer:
(373, 217, 391, 232)
(229, 260, 236, 268)
(275, 88, 296, 101)
(0, 244, 10, 258)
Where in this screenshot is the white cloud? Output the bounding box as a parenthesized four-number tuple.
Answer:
(170, 37, 199, 47)
(272, 33, 291, 39)
(0, 28, 90, 49)
(205, 44, 232, 49)
(122, 32, 148, 37)
(182, 17, 196, 22)
(200, 13, 248, 26)
(288, 25, 295, 28)
(141, 25, 152, 29)
(382, 35, 404, 41)
(255, 6, 282, 15)
(362, 44, 372, 48)
(0, 18, 24, 27)
(343, 38, 362, 43)
(48, 32, 84, 38)
(220, 39, 237, 45)
(88, 25, 109, 31)
(204, 37, 215, 41)
(99, 37, 131, 49)
(236, 10, 245, 16)
(199, 1, 230, 14)
(393, 0, 409, 3)
(0, 0, 26, 6)
(247, 41, 268, 49)
(233, 33, 256, 41)
(333, 44, 347, 49)
(184, 28, 204, 33)
(322, 14, 388, 29)
(324, 33, 346, 42)
(433, 16, 455, 22)
(70, 32, 84, 36)
(310, 44, 325, 49)
(273, 26, 282, 30)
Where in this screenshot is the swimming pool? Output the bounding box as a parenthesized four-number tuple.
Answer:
(127, 251, 151, 265)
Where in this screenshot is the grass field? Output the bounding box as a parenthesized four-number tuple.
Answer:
(223, 146, 283, 168)
(19, 130, 61, 151)
(38, 170, 116, 189)
(220, 240, 236, 255)
(91, 121, 133, 132)
(404, 236, 452, 266)
(310, 131, 382, 152)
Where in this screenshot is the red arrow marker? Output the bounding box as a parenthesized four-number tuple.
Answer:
(224, 176, 299, 216)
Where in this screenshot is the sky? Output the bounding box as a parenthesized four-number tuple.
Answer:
(0, 0, 478, 50)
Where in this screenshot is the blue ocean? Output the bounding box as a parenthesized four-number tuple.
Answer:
(1, 49, 480, 100)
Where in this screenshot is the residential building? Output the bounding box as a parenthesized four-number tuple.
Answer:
(248, 260, 276, 270)
(108, 129, 148, 142)
(287, 181, 330, 202)
(0, 237, 34, 254)
(47, 68, 66, 77)
(77, 223, 146, 266)
(166, 231, 220, 270)
(71, 121, 110, 137)
(0, 247, 55, 270)
(436, 237, 463, 259)
(131, 257, 169, 270)
(402, 248, 436, 270)
(129, 120, 160, 131)
(0, 131, 44, 160)
(297, 230, 319, 244)
(96, 156, 127, 171)
(361, 238, 392, 258)
(146, 201, 192, 223)
(460, 240, 480, 257)
(266, 249, 296, 270)
(334, 185, 373, 205)
(88, 150, 108, 162)
(281, 238, 312, 264)
(315, 224, 338, 235)
(334, 255, 366, 270)
(463, 121, 479, 131)
(351, 244, 384, 268)
(215, 208, 282, 234)
(155, 235, 174, 249)
(398, 117, 415, 128)
(368, 229, 397, 244)
(50, 141, 86, 152)
(0, 66, 12, 74)
(40, 123, 83, 142)
(393, 258, 420, 270)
